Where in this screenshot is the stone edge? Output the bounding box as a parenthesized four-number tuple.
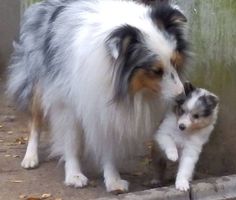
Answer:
(94, 174, 236, 200)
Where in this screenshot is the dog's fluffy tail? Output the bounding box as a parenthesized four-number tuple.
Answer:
(6, 2, 47, 111)
(7, 41, 35, 111)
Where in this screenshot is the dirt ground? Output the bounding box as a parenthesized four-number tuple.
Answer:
(0, 76, 156, 200)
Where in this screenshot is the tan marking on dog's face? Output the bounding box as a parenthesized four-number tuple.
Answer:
(188, 116, 213, 132)
(171, 51, 185, 71)
(129, 61, 164, 94)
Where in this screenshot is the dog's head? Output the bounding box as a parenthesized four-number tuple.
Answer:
(106, 2, 189, 102)
(175, 82, 219, 132)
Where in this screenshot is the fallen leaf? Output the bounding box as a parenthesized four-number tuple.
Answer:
(89, 180, 97, 187)
(7, 131, 13, 134)
(10, 180, 23, 183)
(54, 198, 62, 200)
(4, 154, 11, 158)
(131, 171, 143, 177)
(41, 193, 52, 199)
(141, 158, 152, 166)
(0, 125, 3, 128)
(27, 198, 41, 200)
(3, 115, 16, 123)
(15, 137, 28, 145)
(24, 136, 29, 141)
(19, 194, 27, 199)
(13, 155, 20, 158)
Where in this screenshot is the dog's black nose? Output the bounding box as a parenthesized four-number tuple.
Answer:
(175, 92, 186, 105)
(179, 124, 186, 131)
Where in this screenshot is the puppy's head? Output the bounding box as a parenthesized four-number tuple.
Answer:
(106, 2, 189, 102)
(175, 82, 219, 132)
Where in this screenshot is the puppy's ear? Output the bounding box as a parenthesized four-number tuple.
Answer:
(206, 95, 219, 109)
(184, 81, 195, 96)
(106, 25, 142, 60)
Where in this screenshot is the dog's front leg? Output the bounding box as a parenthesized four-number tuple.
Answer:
(103, 160, 129, 194)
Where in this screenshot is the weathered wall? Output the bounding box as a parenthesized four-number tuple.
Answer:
(176, 0, 236, 176)
(0, 0, 20, 73)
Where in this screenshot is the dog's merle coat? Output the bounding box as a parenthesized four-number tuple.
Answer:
(7, 0, 189, 192)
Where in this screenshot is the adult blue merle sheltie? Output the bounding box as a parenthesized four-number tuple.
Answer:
(7, 0, 189, 193)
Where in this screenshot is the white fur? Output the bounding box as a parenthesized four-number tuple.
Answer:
(155, 93, 218, 191)
(9, 0, 186, 192)
(43, 1, 184, 191)
(21, 128, 39, 169)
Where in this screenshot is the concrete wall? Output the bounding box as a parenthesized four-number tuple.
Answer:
(0, 0, 20, 73)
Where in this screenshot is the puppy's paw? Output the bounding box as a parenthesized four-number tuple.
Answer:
(175, 179, 190, 191)
(65, 173, 88, 188)
(105, 178, 129, 194)
(166, 149, 178, 162)
(21, 154, 39, 169)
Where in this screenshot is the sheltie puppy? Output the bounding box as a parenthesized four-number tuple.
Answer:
(153, 82, 219, 191)
(7, 0, 189, 193)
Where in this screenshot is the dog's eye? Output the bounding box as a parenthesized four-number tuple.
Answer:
(193, 114, 199, 119)
(152, 68, 164, 77)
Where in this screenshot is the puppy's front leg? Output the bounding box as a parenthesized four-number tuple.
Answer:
(175, 145, 201, 191)
(103, 160, 129, 194)
(155, 133, 178, 162)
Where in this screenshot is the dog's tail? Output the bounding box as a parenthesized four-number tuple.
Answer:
(6, 41, 36, 111)
(6, 1, 48, 112)
(6, 0, 65, 112)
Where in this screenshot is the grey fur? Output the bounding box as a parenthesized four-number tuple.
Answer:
(7, 0, 92, 110)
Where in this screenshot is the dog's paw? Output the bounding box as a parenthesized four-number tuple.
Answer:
(175, 179, 190, 191)
(21, 154, 39, 169)
(65, 173, 88, 188)
(166, 149, 178, 162)
(105, 179, 129, 194)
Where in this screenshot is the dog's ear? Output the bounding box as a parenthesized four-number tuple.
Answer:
(141, 0, 170, 5)
(206, 94, 219, 110)
(151, 3, 187, 28)
(106, 25, 142, 60)
(150, 3, 188, 55)
(184, 81, 195, 96)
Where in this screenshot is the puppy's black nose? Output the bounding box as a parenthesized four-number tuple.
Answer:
(179, 124, 186, 131)
(175, 92, 186, 105)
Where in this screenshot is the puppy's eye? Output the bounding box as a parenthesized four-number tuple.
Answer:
(193, 114, 199, 119)
(152, 68, 164, 77)
(177, 107, 184, 116)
